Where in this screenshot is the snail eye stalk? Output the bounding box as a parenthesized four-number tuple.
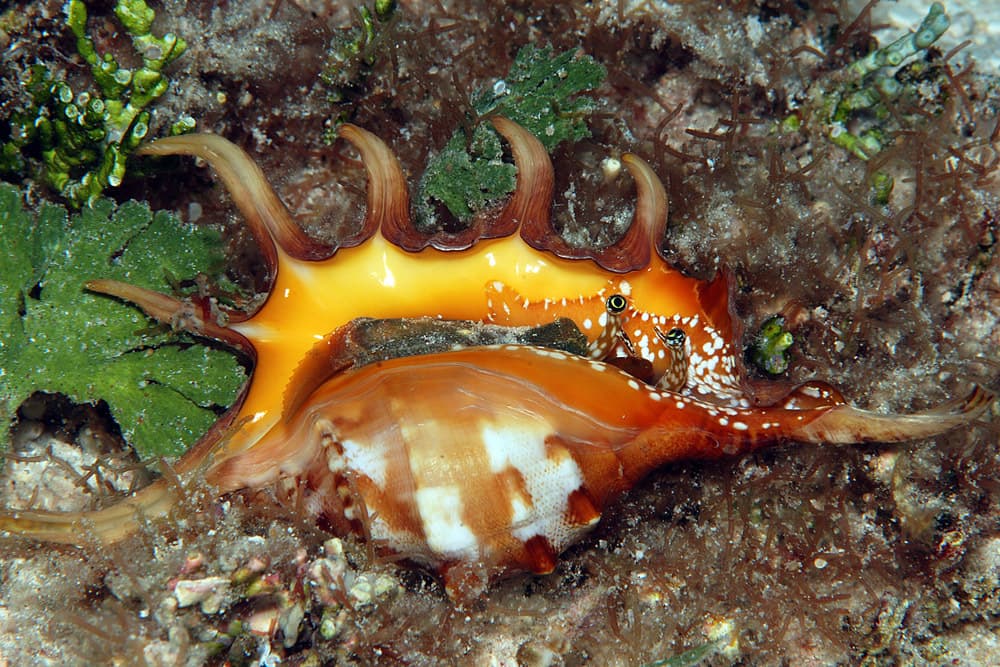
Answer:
(662, 328, 686, 348)
(606, 294, 627, 314)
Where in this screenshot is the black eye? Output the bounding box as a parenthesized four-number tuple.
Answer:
(606, 294, 627, 314)
(663, 328, 686, 347)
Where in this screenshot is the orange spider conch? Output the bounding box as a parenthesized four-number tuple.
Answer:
(0, 118, 993, 602)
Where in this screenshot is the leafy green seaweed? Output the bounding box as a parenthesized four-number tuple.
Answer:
(471, 45, 606, 151)
(419, 128, 517, 222)
(416, 45, 606, 228)
(0, 184, 245, 459)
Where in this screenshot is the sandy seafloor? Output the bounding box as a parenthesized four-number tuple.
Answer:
(1, 0, 999, 664)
